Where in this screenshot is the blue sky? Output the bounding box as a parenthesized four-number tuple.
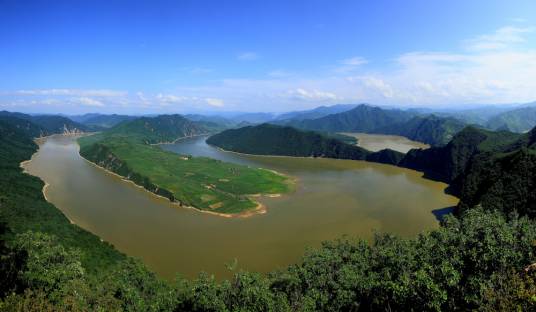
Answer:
(1, 0, 536, 114)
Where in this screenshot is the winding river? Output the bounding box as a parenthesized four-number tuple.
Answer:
(23, 134, 457, 279)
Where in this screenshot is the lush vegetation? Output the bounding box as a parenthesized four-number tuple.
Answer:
(401, 125, 536, 218)
(2, 207, 535, 311)
(1, 114, 535, 311)
(0, 120, 124, 275)
(374, 114, 466, 146)
(207, 123, 404, 165)
(78, 115, 292, 214)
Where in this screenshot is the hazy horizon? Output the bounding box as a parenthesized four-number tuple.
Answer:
(2, 1, 536, 114)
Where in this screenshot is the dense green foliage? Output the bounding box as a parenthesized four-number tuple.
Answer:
(374, 115, 466, 146)
(78, 115, 291, 214)
(207, 124, 371, 159)
(207, 123, 404, 165)
(0, 111, 88, 135)
(401, 125, 536, 218)
(288, 104, 415, 133)
(0, 120, 124, 275)
(486, 106, 536, 133)
(1, 208, 534, 311)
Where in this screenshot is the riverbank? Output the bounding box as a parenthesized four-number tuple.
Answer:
(77, 136, 293, 217)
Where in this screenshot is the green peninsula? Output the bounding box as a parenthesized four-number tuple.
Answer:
(78, 115, 291, 215)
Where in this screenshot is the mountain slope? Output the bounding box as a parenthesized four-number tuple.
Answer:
(274, 104, 358, 122)
(0, 111, 88, 135)
(288, 104, 415, 133)
(103, 114, 208, 144)
(207, 123, 404, 165)
(486, 106, 536, 133)
(399, 126, 520, 183)
(400, 126, 536, 217)
(374, 114, 466, 146)
(78, 114, 138, 128)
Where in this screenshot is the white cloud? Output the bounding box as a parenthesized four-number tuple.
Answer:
(237, 52, 259, 61)
(205, 98, 224, 107)
(74, 97, 104, 107)
(465, 26, 534, 51)
(358, 77, 394, 98)
(287, 88, 340, 101)
(156, 93, 189, 105)
(13, 89, 127, 97)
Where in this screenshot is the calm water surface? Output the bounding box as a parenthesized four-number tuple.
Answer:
(341, 132, 430, 153)
(24, 135, 457, 279)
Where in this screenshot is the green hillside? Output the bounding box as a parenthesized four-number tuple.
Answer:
(207, 123, 404, 165)
(102, 114, 207, 144)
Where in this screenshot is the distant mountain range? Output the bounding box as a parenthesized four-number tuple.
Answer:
(0, 111, 89, 136)
(485, 106, 536, 132)
(101, 114, 208, 144)
(273, 104, 358, 122)
(283, 104, 415, 133)
(69, 113, 138, 128)
(273, 104, 460, 146)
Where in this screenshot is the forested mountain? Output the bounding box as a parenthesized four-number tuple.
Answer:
(229, 112, 276, 124)
(287, 104, 415, 132)
(373, 114, 466, 146)
(74, 113, 138, 128)
(207, 123, 404, 165)
(103, 114, 208, 144)
(0, 111, 89, 135)
(486, 106, 536, 133)
(400, 126, 536, 218)
(274, 104, 358, 122)
(0, 115, 46, 138)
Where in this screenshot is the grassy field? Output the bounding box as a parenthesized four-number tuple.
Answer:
(79, 136, 292, 214)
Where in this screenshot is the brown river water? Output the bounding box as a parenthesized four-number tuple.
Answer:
(23, 134, 457, 280)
